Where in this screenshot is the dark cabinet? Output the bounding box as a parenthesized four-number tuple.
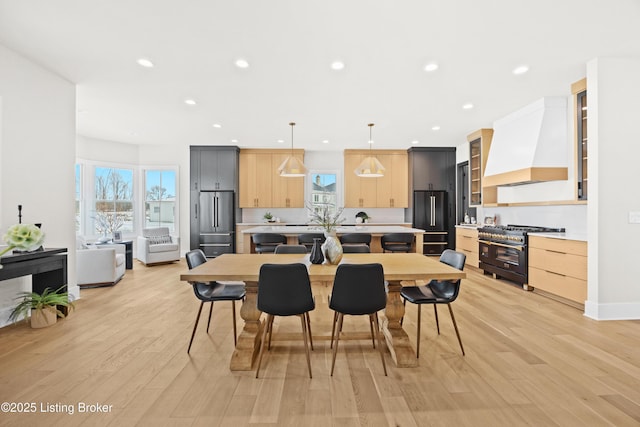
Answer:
(190, 146, 239, 251)
(406, 147, 456, 253)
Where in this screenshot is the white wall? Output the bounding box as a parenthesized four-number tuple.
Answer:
(0, 44, 77, 326)
(585, 57, 640, 320)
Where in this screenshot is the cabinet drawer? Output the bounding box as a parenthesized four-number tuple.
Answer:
(456, 227, 478, 239)
(456, 235, 477, 252)
(424, 232, 448, 243)
(529, 267, 587, 304)
(529, 236, 587, 256)
(529, 247, 587, 280)
(458, 248, 479, 268)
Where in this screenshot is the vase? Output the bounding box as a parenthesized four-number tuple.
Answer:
(322, 232, 343, 265)
(309, 238, 325, 264)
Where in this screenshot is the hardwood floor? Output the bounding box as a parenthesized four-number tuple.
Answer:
(1, 260, 639, 426)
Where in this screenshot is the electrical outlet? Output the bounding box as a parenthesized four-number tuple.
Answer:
(629, 211, 640, 224)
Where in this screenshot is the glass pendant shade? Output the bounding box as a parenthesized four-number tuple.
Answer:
(279, 122, 308, 177)
(354, 123, 384, 177)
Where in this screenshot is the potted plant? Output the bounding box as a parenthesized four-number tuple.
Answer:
(263, 212, 274, 223)
(8, 287, 74, 329)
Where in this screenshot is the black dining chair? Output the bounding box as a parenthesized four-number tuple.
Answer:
(339, 233, 371, 247)
(252, 233, 287, 254)
(329, 263, 387, 376)
(381, 233, 414, 253)
(341, 244, 370, 253)
(185, 249, 246, 354)
(297, 233, 325, 252)
(256, 263, 315, 378)
(400, 249, 466, 358)
(274, 244, 308, 254)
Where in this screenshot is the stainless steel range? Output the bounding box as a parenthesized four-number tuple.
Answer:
(478, 224, 565, 287)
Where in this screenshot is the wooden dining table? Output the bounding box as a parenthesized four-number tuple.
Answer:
(180, 252, 466, 370)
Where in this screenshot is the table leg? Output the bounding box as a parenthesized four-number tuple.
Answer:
(230, 280, 263, 371)
(381, 280, 418, 367)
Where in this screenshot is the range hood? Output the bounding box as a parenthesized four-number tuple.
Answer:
(483, 97, 568, 187)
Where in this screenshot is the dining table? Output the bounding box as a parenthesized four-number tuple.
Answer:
(180, 252, 466, 371)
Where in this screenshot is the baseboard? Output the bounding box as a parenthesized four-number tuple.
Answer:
(584, 300, 640, 320)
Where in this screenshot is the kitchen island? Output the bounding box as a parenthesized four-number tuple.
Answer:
(241, 225, 425, 253)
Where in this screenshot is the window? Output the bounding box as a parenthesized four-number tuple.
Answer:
(94, 167, 134, 233)
(144, 169, 176, 232)
(309, 172, 338, 214)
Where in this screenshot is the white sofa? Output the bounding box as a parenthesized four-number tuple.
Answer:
(77, 242, 126, 287)
(137, 227, 180, 265)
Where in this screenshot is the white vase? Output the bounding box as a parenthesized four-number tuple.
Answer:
(322, 232, 343, 265)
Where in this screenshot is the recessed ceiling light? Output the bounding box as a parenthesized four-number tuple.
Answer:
(431, 125, 441, 131)
(462, 103, 474, 110)
(184, 99, 197, 106)
(512, 65, 529, 75)
(411, 140, 420, 145)
(277, 139, 284, 143)
(136, 58, 154, 68)
(231, 139, 238, 143)
(424, 62, 438, 72)
(331, 61, 345, 70)
(235, 58, 249, 68)
(212, 123, 222, 128)
(322, 140, 329, 144)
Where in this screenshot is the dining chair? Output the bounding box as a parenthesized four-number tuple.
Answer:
(185, 249, 246, 354)
(297, 233, 325, 252)
(252, 233, 287, 253)
(341, 244, 370, 253)
(329, 263, 387, 376)
(274, 244, 308, 254)
(339, 233, 371, 247)
(400, 249, 466, 358)
(381, 233, 414, 253)
(256, 263, 315, 378)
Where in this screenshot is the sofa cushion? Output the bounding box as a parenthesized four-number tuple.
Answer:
(148, 242, 179, 253)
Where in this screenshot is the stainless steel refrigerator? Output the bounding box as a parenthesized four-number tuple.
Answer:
(197, 190, 235, 257)
(413, 190, 449, 255)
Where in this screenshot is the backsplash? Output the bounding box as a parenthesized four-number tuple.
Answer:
(477, 204, 587, 235)
(241, 208, 407, 224)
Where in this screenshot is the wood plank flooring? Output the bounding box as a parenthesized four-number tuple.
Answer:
(1, 260, 639, 426)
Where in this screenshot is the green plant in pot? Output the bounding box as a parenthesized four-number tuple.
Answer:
(263, 212, 274, 222)
(8, 287, 74, 329)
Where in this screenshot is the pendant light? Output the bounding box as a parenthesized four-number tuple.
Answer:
(354, 123, 385, 177)
(278, 122, 308, 177)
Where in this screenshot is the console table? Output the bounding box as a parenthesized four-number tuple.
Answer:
(0, 247, 68, 296)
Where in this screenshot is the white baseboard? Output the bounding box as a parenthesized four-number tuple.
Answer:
(584, 300, 640, 320)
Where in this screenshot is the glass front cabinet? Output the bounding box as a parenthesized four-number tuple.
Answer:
(572, 79, 588, 201)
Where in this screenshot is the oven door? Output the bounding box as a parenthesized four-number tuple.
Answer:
(493, 242, 526, 275)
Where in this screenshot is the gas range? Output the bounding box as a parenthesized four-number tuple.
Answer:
(478, 224, 565, 247)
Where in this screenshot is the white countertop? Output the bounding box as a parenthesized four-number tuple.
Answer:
(528, 232, 588, 242)
(241, 225, 425, 234)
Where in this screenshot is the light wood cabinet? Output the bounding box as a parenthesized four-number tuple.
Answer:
(528, 236, 587, 308)
(467, 129, 495, 206)
(239, 149, 305, 208)
(455, 227, 479, 268)
(344, 149, 408, 208)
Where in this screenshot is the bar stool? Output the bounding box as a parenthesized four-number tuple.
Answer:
(252, 233, 287, 253)
(381, 233, 414, 253)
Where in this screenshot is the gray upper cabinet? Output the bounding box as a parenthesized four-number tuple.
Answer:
(192, 146, 239, 191)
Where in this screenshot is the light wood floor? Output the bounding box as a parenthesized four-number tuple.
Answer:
(1, 260, 639, 426)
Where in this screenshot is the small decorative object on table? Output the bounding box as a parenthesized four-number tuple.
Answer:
(309, 238, 325, 264)
(113, 231, 123, 242)
(307, 203, 345, 264)
(355, 211, 370, 224)
(0, 224, 46, 268)
(93, 211, 124, 243)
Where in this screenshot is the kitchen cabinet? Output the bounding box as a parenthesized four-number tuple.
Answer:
(344, 149, 407, 208)
(572, 78, 588, 201)
(528, 236, 587, 308)
(455, 226, 479, 268)
(239, 149, 305, 208)
(406, 147, 456, 251)
(467, 129, 495, 206)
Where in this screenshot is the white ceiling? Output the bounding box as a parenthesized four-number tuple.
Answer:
(1, 0, 639, 151)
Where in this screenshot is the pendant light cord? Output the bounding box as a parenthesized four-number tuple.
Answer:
(290, 122, 295, 155)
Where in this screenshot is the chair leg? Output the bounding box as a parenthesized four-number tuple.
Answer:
(372, 313, 387, 376)
(448, 304, 465, 356)
(416, 304, 422, 358)
(330, 313, 344, 376)
(300, 314, 312, 378)
(188, 301, 205, 354)
(305, 312, 314, 351)
(434, 304, 440, 335)
(267, 315, 275, 350)
(231, 300, 238, 346)
(256, 313, 273, 378)
(206, 301, 214, 333)
(369, 316, 376, 348)
(330, 311, 338, 349)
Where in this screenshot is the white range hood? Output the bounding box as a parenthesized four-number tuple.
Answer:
(483, 97, 568, 187)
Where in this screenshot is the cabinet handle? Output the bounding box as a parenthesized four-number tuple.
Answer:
(546, 270, 567, 277)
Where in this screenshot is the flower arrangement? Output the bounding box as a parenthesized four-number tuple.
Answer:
(307, 203, 345, 234)
(0, 224, 45, 259)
